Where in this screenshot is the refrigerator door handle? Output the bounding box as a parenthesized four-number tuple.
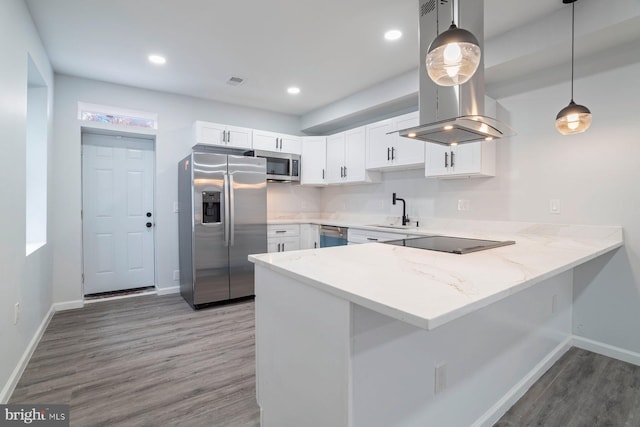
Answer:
(223, 173, 230, 246)
(229, 174, 235, 246)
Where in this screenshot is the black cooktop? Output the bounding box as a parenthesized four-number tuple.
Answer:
(383, 235, 515, 254)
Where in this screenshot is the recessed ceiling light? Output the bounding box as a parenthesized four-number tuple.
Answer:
(444, 125, 454, 130)
(148, 54, 166, 65)
(384, 30, 402, 41)
(287, 87, 301, 95)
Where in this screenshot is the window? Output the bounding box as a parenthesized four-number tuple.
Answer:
(26, 55, 48, 255)
(78, 102, 158, 129)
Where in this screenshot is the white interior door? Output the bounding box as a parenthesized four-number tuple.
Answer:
(82, 132, 155, 295)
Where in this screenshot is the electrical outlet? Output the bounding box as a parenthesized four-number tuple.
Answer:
(549, 199, 561, 214)
(434, 363, 447, 394)
(173, 270, 180, 281)
(457, 199, 470, 211)
(14, 302, 19, 325)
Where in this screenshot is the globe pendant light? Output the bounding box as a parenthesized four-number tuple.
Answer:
(425, 0, 481, 87)
(555, 0, 592, 135)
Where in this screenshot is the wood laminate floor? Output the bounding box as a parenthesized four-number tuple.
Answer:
(495, 347, 640, 427)
(11, 294, 640, 426)
(10, 294, 259, 427)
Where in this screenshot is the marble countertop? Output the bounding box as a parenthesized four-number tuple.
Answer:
(250, 218, 623, 330)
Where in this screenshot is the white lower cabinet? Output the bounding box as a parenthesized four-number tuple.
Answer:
(299, 224, 321, 249)
(425, 140, 496, 178)
(267, 224, 300, 253)
(347, 228, 411, 244)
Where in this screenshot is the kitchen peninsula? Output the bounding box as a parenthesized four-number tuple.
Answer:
(249, 220, 623, 427)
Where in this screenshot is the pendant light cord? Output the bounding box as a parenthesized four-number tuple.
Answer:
(451, 0, 455, 25)
(571, 1, 575, 101)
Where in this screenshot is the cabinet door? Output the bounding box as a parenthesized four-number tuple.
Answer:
(226, 125, 252, 149)
(280, 134, 302, 155)
(280, 236, 300, 252)
(392, 112, 424, 168)
(195, 121, 225, 146)
(267, 238, 280, 253)
(301, 137, 327, 185)
(326, 133, 345, 184)
(253, 130, 280, 151)
(450, 142, 482, 176)
(425, 143, 451, 177)
(344, 126, 366, 183)
(366, 119, 394, 169)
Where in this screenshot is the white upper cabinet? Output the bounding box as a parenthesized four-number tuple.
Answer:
(301, 137, 327, 186)
(365, 119, 394, 169)
(366, 111, 424, 171)
(326, 127, 381, 185)
(326, 133, 345, 184)
(425, 96, 499, 178)
(425, 140, 495, 178)
(253, 130, 302, 155)
(194, 121, 252, 149)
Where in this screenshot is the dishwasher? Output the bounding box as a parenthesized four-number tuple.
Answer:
(319, 225, 348, 247)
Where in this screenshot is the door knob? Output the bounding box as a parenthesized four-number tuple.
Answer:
(146, 222, 153, 228)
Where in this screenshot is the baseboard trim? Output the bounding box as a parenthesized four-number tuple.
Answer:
(572, 335, 640, 367)
(0, 305, 56, 404)
(53, 300, 84, 311)
(472, 336, 573, 427)
(157, 286, 180, 296)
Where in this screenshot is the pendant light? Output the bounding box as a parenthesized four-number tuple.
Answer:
(555, 0, 592, 135)
(425, 0, 481, 87)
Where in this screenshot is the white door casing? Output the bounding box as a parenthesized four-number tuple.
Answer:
(82, 133, 155, 294)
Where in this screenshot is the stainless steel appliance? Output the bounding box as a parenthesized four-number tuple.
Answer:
(320, 225, 348, 247)
(397, 0, 514, 145)
(382, 236, 515, 254)
(245, 150, 300, 182)
(178, 149, 267, 308)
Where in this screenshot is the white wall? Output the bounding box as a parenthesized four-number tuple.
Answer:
(266, 183, 322, 217)
(0, 0, 55, 401)
(321, 62, 640, 354)
(51, 75, 319, 301)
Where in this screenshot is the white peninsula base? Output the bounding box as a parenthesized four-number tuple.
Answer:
(255, 265, 573, 427)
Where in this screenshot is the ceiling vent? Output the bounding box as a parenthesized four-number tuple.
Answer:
(226, 76, 246, 86)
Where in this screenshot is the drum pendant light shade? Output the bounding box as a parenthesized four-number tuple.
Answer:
(425, 0, 481, 87)
(556, 0, 592, 135)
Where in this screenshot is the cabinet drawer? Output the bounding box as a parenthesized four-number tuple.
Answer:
(267, 224, 300, 237)
(348, 228, 408, 244)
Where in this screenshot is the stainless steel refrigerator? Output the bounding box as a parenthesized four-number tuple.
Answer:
(178, 149, 267, 308)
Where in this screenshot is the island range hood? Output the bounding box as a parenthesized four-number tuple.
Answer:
(399, 0, 514, 146)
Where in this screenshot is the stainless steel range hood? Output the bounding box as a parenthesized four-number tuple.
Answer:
(398, 0, 514, 146)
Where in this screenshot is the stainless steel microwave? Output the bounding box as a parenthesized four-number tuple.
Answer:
(245, 150, 300, 182)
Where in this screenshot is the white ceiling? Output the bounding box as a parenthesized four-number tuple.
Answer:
(26, 0, 564, 116)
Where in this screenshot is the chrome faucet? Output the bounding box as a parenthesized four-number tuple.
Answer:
(392, 193, 409, 226)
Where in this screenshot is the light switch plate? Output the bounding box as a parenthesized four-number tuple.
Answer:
(457, 199, 470, 211)
(550, 199, 561, 214)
